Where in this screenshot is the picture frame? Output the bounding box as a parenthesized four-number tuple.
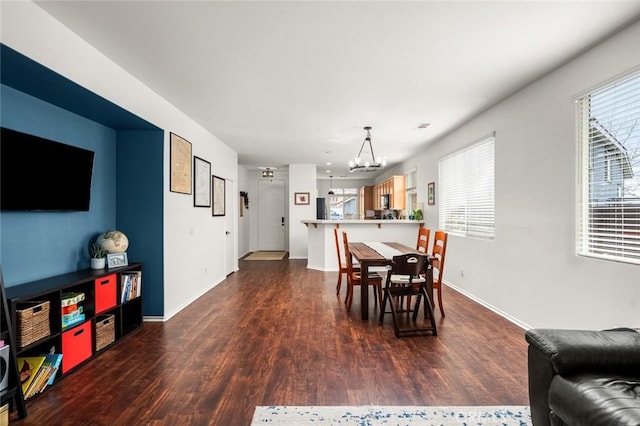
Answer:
(107, 252, 128, 269)
(295, 192, 310, 205)
(193, 156, 211, 207)
(428, 182, 435, 206)
(212, 175, 226, 216)
(170, 132, 192, 194)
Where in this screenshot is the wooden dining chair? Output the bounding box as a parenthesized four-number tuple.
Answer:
(403, 226, 431, 310)
(334, 227, 360, 296)
(431, 230, 448, 317)
(379, 253, 437, 338)
(342, 231, 383, 312)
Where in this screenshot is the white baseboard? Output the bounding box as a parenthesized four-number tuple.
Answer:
(152, 277, 226, 322)
(444, 280, 532, 331)
(142, 316, 164, 322)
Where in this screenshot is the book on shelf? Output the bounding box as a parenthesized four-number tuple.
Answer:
(43, 353, 63, 386)
(24, 364, 50, 399)
(61, 292, 85, 328)
(19, 353, 63, 399)
(61, 306, 84, 328)
(60, 292, 85, 307)
(61, 303, 80, 315)
(62, 314, 85, 329)
(17, 355, 46, 395)
(121, 271, 142, 302)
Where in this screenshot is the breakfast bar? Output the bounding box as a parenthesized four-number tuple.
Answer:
(301, 219, 425, 271)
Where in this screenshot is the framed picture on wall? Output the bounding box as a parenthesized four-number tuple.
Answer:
(212, 175, 226, 216)
(428, 182, 435, 205)
(193, 156, 211, 207)
(169, 132, 192, 194)
(295, 192, 310, 205)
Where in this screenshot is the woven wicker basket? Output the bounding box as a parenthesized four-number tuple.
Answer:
(95, 314, 115, 351)
(16, 300, 51, 348)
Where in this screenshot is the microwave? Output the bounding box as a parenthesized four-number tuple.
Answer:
(381, 194, 390, 209)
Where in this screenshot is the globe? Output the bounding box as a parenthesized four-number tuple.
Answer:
(97, 230, 129, 254)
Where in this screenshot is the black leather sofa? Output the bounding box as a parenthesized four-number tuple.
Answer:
(525, 328, 640, 425)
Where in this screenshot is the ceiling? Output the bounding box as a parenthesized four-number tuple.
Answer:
(35, 1, 640, 179)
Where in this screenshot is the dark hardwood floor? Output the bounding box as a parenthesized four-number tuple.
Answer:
(10, 259, 529, 425)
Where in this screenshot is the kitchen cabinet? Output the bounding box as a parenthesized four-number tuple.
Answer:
(359, 186, 374, 218)
(373, 175, 406, 210)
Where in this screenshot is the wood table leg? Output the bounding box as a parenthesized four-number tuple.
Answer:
(426, 266, 434, 305)
(361, 261, 369, 320)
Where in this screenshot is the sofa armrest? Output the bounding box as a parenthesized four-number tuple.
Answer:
(525, 328, 640, 375)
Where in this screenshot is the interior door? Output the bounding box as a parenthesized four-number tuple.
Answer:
(258, 179, 285, 251)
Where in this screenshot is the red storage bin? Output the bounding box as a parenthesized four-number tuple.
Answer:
(62, 321, 92, 373)
(95, 274, 116, 314)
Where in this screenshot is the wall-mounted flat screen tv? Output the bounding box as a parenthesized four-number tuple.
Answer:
(1, 127, 95, 211)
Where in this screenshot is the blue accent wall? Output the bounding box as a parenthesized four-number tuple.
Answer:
(0, 45, 165, 317)
(116, 131, 164, 316)
(0, 84, 117, 284)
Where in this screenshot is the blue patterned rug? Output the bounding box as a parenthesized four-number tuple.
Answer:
(251, 405, 531, 425)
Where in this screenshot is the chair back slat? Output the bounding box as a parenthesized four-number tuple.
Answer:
(416, 227, 430, 254)
(431, 230, 448, 282)
(334, 227, 343, 266)
(342, 231, 355, 278)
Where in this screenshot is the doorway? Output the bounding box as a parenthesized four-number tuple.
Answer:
(258, 179, 285, 251)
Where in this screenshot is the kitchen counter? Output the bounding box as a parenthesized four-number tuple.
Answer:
(301, 219, 425, 271)
(302, 219, 421, 225)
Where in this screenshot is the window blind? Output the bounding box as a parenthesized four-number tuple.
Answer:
(577, 71, 640, 264)
(439, 137, 495, 239)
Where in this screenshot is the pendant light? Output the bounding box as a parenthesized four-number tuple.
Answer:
(328, 175, 335, 195)
(349, 126, 386, 172)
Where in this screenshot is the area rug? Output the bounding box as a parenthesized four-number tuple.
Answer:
(251, 405, 531, 425)
(244, 251, 288, 261)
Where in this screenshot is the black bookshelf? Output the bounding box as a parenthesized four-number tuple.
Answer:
(3, 263, 143, 402)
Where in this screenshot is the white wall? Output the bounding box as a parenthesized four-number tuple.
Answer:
(406, 20, 640, 330)
(1, 2, 239, 321)
(289, 164, 317, 259)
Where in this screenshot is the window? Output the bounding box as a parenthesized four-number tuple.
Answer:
(439, 136, 495, 239)
(328, 188, 358, 220)
(405, 169, 418, 214)
(577, 71, 640, 264)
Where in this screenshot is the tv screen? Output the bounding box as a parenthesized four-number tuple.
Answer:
(1, 127, 95, 211)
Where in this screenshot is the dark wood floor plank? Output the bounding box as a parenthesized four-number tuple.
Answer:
(11, 259, 529, 425)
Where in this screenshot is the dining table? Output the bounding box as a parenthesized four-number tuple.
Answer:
(348, 241, 433, 320)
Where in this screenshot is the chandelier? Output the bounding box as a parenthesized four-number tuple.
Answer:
(349, 126, 386, 172)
